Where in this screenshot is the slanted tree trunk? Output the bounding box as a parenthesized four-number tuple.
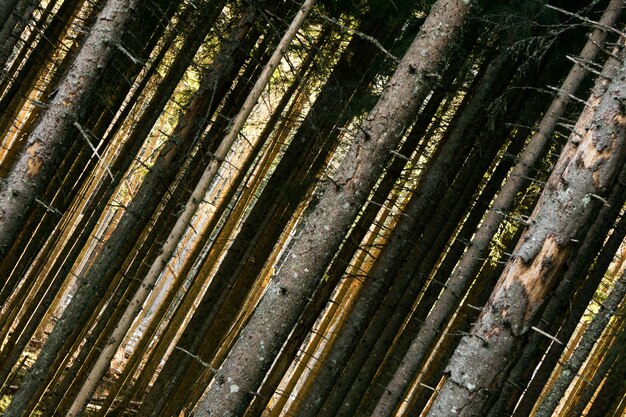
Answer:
(0, 0, 146, 265)
(192, 1, 475, 415)
(299, 40, 520, 417)
(584, 324, 626, 417)
(138, 9, 401, 415)
(488, 162, 626, 417)
(424, 38, 626, 417)
(0, 0, 19, 31)
(535, 269, 626, 416)
(373, 4, 623, 415)
(568, 322, 622, 417)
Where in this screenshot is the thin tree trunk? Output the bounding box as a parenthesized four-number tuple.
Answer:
(300, 43, 520, 417)
(1, 1, 141, 415)
(568, 325, 622, 417)
(424, 38, 626, 417)
(137, 11, 396, 414)
(585, 329, 626, 417)
(535, 270, 626, 416)
(192, 1, 474, 415)
(368, 4, 624, 413)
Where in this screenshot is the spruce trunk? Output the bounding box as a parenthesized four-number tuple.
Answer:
(192, 1, 475, 415)
(425, 40, 626, 417)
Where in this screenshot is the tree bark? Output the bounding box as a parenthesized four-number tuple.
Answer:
(424, 38, 626, 417)
(137, 10, 399, 415)
(302, 42, 520, 417)
(535, 269, 626, 416)
(0, 0, 141, 266)
(0, 0, 18, 32)
(192, 1, 474, 415)
(368, 3, 624, 411)
(1, 3, 140, 415)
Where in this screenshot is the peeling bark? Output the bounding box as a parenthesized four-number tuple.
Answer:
(425, 38, 626, 417)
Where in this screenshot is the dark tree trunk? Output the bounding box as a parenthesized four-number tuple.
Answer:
(425, 42, 626, 417)
(192, 1, 475, 415)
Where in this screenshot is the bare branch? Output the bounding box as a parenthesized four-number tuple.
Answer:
(546, 4, 626, 39)
(74, 121, 115, 181)
(315, 13, 400, 64)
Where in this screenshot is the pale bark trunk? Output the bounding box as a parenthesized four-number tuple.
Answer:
(192, 1, 474, 415)
(424, 39, 626, 417)
(63, 1, 315, 416)
(64, 5, 302, 414)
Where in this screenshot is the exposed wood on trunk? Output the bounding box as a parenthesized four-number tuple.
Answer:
(425, 33, 626, 417)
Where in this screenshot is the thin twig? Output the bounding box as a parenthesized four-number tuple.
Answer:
(74, 121, 115, 181)
(531, 326, 563, 344)
(566, 55, 610, 79)
(175, 347, 218, 371)
(116, 42, 144, 65)
(546, 4, 626, 39)
(315, 13, 400, 63)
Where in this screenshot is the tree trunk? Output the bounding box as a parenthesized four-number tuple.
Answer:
(192, 1, 475, 415)
(0, 0, 18, 31)
(424, 39, 626, 417)
(301, 42, 520, 417)
(1, 1, 140, 414)
(137, 9, 400, 415)
(371, 4, 623, 415)
(535, 269, 626, 416)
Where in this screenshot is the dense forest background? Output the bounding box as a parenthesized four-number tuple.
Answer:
(0, 0, 625, 416)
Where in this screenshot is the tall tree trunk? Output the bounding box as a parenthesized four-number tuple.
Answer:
(424, 38, 626, 417)
(535, 269, 626, 416)
(192, 1, 475, 415)
(137, 9, 399, 415)
(0, 0, 18, 31)
(1, 3, 140, 415)
(489, 163, 626, 417)
(585, 325, 626, 417)
(298, 41, 519, 417)
(0, 0, 136, 261)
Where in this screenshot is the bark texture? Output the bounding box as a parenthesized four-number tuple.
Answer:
(193, 1, 474, 415)
(535, 270, 626, 416)
(425, 40, 626, 417)
(0, 0, 137, 262)
(369, 3, 623, 414)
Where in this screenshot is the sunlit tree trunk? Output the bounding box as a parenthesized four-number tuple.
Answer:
(193, 1, 475, 415)
(425, 37, 626, 417)
(536, 269, 626, 416)
(138, 9, 401, 415)
(1, 2, 141, 415)
(584, 321, 626, 417)
(0, 1, 135, 257)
